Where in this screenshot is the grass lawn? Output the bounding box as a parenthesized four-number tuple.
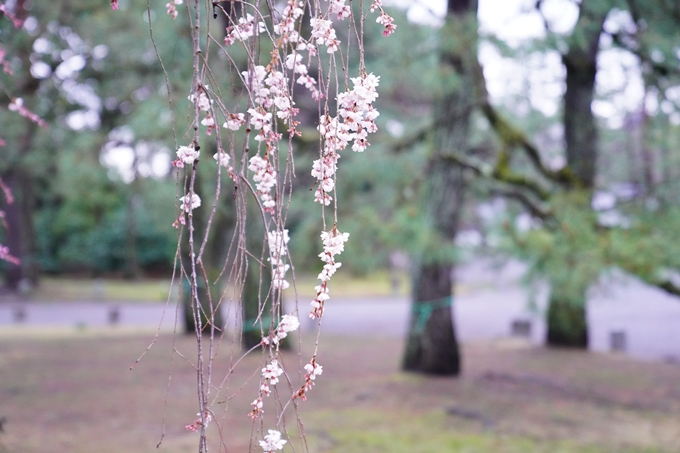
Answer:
(19, 271, 413, 303)
(27, 277, 176, 302)
(1, 329, 679, 453)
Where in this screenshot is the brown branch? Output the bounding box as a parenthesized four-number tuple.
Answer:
(477, 100, 578, 187)
(441, 150, 552, 201)
(490, 187, 552, 220)
(654, 279, 680, 297)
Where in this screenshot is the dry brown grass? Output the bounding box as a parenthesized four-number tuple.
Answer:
(0, 328, 679, 453)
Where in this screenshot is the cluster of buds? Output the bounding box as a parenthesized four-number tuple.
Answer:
(224, 13, 266, 46)
(260, 359, 284, 396)
(213, 150, 235, 179)
(248, 155, 277, 214)
(173, 144, 199, 168)
(165, 0, 182, 20)
(310, 227, 349, 319)
(313, 74, 380, 205)
(188, 87, 216, 135)
(172, 191, 201, 228)
(267, 229, 291, 290)
(250, 315, 299, 419)
(370, 0, 397, 36)
(261, 314, 300, 347)
(185, 411, 212, 433)
(294, 357, 323, 401)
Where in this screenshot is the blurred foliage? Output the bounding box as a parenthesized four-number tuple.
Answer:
(3, 0, 680, 291)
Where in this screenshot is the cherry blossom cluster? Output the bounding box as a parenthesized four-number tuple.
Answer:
(310, 17, 340, 53)
(173, 144, 199, 168)
(188, 87, 218, 135)
(267, 229, 291, 290)
(262, 314, 300, 346)
(329, 0, 351, 19)
(241, 64, 297, 143)
(223, 112, 246, 131)
(179, 193, 201, 212)
(313, 74, 380, 205)
(0, 245, 19, 266)
(171, 144, 202, 226)
(224, 14, 266, 46)
(250, 315, 299, 419)
(310, 227, 350, 319)
(249, 358, 284, 419)
(8, 98, 48, 128)
(172, 192, 201, 228)
(0, 46, 11, 75)
(185, 411, 212, 433)
(213, 150, 235, 179)
(165, 0, 183, 19)
(259, 429, 287, 453)
(273, 0, 304, 43)
(248, 155, 277, 214)
(370, 0, 397, 36)
(276, 1, 323, 100)
(294, 357, 323, 401)
(260, 359, 284, 396)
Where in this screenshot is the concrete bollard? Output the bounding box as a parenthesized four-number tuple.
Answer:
(108, 305, 121, 325)
(610, 330, 627, 352)
(511, 319, 532, 337)
(13, 305, 26, 323)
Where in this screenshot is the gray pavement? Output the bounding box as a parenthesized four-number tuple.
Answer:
(1, 260, 680, 363)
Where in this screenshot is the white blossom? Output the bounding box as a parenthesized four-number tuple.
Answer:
(260, 430, 287, 453)
(179, 193, 201, 212)
(223, 112, 245, 131)
(304, 361, 323, 379)
(188, 90, 212, 112)
(176, 145, 200, 165)
(262, 359, 284, 385)
(213, 152, 231, 168)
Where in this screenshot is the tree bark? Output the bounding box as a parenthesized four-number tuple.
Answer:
(241, 253, 273, 349)
(182, 277, 224, 336)
(3, 173, 22, 292)
(404, 262, 460, 375)
(546, 289, 588, 347)
(402, 0, 477, 375)
(546, 3, 608, 348)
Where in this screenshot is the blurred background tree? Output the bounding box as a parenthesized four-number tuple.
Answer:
(3, 0, 680, 366)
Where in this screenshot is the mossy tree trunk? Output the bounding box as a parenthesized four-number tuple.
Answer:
(546, 3, 608, 348)
(402, 0, 477, 376)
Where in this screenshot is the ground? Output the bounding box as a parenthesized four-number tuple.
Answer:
(0, 328, 679, 453)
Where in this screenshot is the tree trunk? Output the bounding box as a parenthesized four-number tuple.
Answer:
(546, 290, 588, 348)
(182, 277, 224, 335)
(403, 262, 460, 375)
(124, 151, 141, 280)
(3, 173, 23, 292)
(402, 0, 477, 376)
(2, 163, 38, 293)
(547, 3, 608, 348)
(182, 166, 224, 335)
(241, 254, 273, 349)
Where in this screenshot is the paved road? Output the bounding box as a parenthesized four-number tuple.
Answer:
(1, 261, 679, 363)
